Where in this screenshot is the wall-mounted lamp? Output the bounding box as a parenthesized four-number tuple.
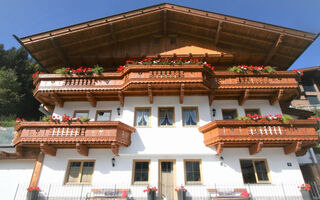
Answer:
(117, 107, 121, 116)
(112, 157, 116, 167)
(212, 109, 216, 117)
(219, 156, 224, 166)
(219, 156, 224, 161)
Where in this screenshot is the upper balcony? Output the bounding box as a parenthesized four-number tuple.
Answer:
(13, 121, 136, 156)
(33, 65, 299, 108)
(198, 120, 319, 155)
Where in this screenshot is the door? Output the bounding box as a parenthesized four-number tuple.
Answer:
(159, 161, 175, 200)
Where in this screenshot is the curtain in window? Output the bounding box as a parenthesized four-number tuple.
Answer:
(80, 162, 94, 183)
(184, 109, 197, 125)
(160, 109, 173, 126)
(137, 109, 149, 126)
(67, 162, 81, 183)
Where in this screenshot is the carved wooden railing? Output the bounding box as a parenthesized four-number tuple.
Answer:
(199, 120, 318, 155)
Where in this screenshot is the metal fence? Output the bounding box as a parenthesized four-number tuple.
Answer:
(12, 182, 320, 200)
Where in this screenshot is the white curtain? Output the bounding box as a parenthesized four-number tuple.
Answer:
(160, 109, 173, 126)
(184, 109, 197, 125)
(137, 110, 148, 126)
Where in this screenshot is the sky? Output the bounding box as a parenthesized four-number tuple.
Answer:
(0, 0, 319, 69)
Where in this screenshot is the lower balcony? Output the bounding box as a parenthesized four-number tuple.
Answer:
(13, 121, 136, 156)
(198, 120, 319, 155)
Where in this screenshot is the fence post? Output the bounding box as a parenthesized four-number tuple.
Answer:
(47, 184, 51, 200)
(281, 183, 287, 200)
(247, 184, 252, 199)
(80, 184, 84, 200)
(13, 183, 19, 200)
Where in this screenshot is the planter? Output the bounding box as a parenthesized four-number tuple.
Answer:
(178, 190, 187, 200)
(27, 190, 39, 200)
(301, 190, 312, 200)
(147, 191, 156, 200)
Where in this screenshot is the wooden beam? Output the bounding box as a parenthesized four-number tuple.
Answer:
(208, 90, 215, 106)
(86, 92, 97, 107)
(50, 37, 69, 66)
(296, 147, 309, 156)
(180, 84, 185, 104)
(264, 34, 283, 65)
(29, 152, 44, 187)
(111, 143, 119, 156)
(214, 21, 222, 46)
(76, 143, 89, 156)
(40, 143, 56, 156)
(238, 89, 249, 106)
(148, 84, 153, 104)
(249, 142, 263, 155)
(15, 145, 23, 157)
(269, 89, 284, 105)
(51, 93, 64, 107)
(284, 141, 302, 154)
(215, 142, 224, 155)
(118, 91, 124, 107)
(162, 10, 167, 36)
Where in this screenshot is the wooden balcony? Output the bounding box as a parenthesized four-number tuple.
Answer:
(33, 65, 299, 108)
(13, 121, 136, 156)
(198, 120, 319, 155)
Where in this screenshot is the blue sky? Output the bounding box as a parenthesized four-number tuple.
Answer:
(0, 0, 319, 69)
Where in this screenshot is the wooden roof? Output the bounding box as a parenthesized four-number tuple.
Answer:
(16, 3, 318, 72)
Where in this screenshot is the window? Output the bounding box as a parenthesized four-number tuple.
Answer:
(240, 159, 270, 184)
(74, 111, 89, 118)
(182, 107, 198, 126)
(306, 96, 320, 105)
(222, 109, 237, 120)
(132, 160, 150, 184)
(134, 108, 151, 127)
(95, 110, 111, 121)
(184, 160, 202, 184)
(65, 161, 94, 184)
(302, 78, 316, 92)
(245, 109, 261, 116)
(158, 107, 174, 126)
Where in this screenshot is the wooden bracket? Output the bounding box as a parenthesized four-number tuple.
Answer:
(296, 147, 309, 156)
(284, 141, 302, 154)
(111, 143, 119, 156)
(86, 92, 97, 107)
(29, 152, 44, 187)
(148, 84, 153, 104)
(269, 89, 284, 105)
(76, 143, 89, 156)
(215, 142, 224, 155)
(15, 145, 23, 157)
(51, 93, 64, 107)
(118, 91, 124, 107)
(208, 90, 215, 106)
(249, 142, 263, 155)
(180, 84, 185, 104)
(264, 34, 283, 65)
(238, 89, 249, 106)
(40, 143, 57, 156)
(214, 21, 222, 46)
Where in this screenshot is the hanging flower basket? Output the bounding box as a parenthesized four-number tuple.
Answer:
(26, 186, 40, 200)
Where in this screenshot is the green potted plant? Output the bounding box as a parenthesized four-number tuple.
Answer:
(27, 186, 40, 200)
(143, 186, 157, 200)
(175, 186, 187, 200)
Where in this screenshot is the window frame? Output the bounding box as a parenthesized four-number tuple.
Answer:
(306, 96, 320, 105)
(244, 109, 261, 116)
(221, 109, 238, 120)
(95, 110, 112, 121)
(134, 107, 152, 127)
(184, 159, 203, 185)
(132, 160, 151, 185)
(73, 110, 89, 118)
(239, 159, 271, 184)
(182, 107, 199, 127)
(64, 160, 95, 185)
(158, 107, 175, 127)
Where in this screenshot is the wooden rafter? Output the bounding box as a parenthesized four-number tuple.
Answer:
(179, 84, 184, 104)
(284, 141, 302, 154)
(264, 34, 283, 65)
(163, 10, 167, 36)
(29, 152, 44, 187)
(215, 142, 224, 155)
(214, 21, 222, 46)
(76, 143, 89, 156)
(208, 90, 215, 106)
(86, 92, 97, 107)
(296, 147, 309, 156)
(40, 143, 56, 156)
(50, 37, 69, 66)
(238, 89, 249, 106)
(249, 142, 263, 155)
(111, 143, 119, 156)
(118, 91, 124, 107)
(269, 89, 284, 105)
(51, 93, 64, 107)
(148, 84, 153, 104)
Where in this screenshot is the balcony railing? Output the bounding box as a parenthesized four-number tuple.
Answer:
(199, 120, 318, 155)
(13, 121, 136, 156)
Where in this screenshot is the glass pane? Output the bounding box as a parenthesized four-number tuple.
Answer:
(134, 162, 149, 182)
(183, 108, 197, 126)
(186, 161, 201, 182)
(80, 162, 94, 183)
(96, 111, 111, 121)
(240, 160, 257, 183)
(136, 109, 149, 126)
(306, 96, 320, 105)
(254, 161, 269, 182)
(302, 78, 316, 92)
(222, 110, 237, 120)
(159, 108, 174, 126)
(67, 162, 81, 183)
(161, 162, 173, 172)
(74, 112, 89, 118)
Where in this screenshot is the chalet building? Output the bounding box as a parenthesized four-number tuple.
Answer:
(1, 3, 319, 200)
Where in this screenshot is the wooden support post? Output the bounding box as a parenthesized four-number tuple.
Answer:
(249, 142, 263, 155)
(296, 147, 309, 156)
(214, 21, 222, 46)
(118, 91, 124, 107)
(29, 152, 44, 187)
(111, 143, 119, 156)
(269, 89, 284, 105)
(238, 89, 249, 106)
(215, 142, 224, 155)
(51, 93, 64, 107)
(284, 142, 302, 154)
(208, 91, 215, 106)
(86, 92, 97, 107)
(264, 34, 283, 65)
(76, 143, 89, 156)
(40, 143, 57, 156)
(180, 84, 185, 104)
(148, 84, 153, 104)
(162, 10, 167, 36)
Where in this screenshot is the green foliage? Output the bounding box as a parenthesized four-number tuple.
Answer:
(264, 66, 277, 73)
(0, 115, 16, 127)
(41, 115, 51, 122)
(54, 67, 67, 74)
(228, 66, 243, 73)
(281, 114, 294, 124)
(79, 116, 90, 122)
(92, 65, 103, 74)
(236, 116, 251, 120)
